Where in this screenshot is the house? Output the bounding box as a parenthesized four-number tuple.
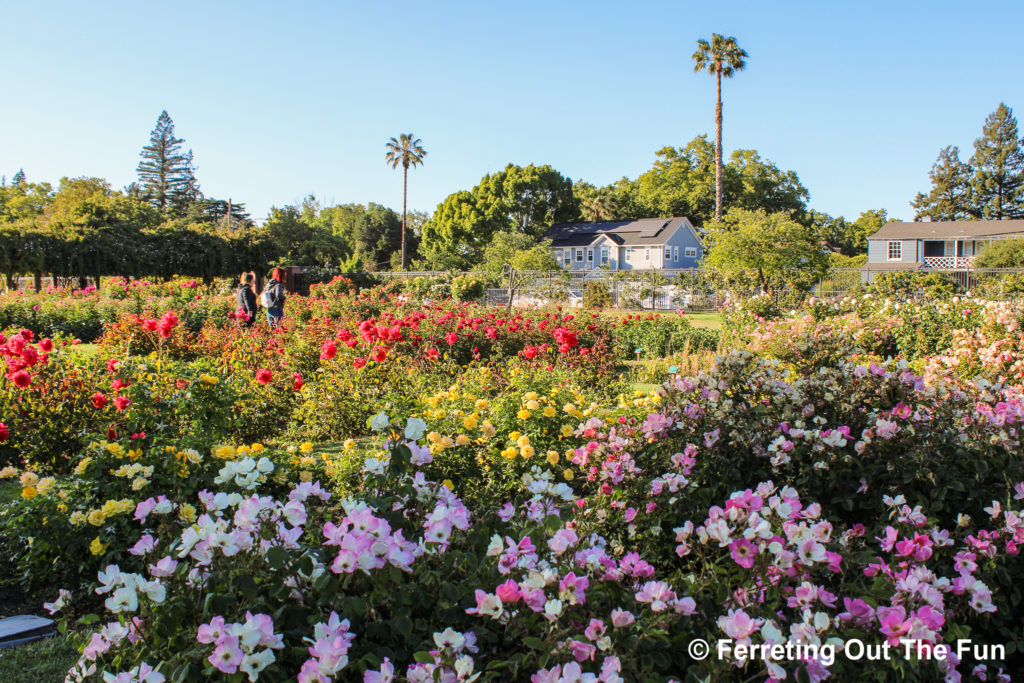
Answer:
(864, 219, 1024, 276)
(545, 217, 703, 272)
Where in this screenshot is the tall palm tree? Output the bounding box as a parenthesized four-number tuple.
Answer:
(692, 34, 748, 222)
(385, 134, 427, 270)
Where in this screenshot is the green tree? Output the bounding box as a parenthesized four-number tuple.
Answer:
(631, 138, 806, 225)
(911, 146, 978, 220)
(263, 205, 349, 267)
(10, 169, 26, 187)
(970, 104, 1024, 219)
(703, 208, 827, 291)
(847, 209, 891, 254)
(353, 204, 408, 270)
(422, 164, 575, 268)
(186, 197, 251, 227)
(136, 110, 198, 215)
(385, 134, 427, 270)
(482, 232, 560, 310)
(574, 182, 622, 221)
(975, 238, 1024, 268)
(692, 34, 748, 222)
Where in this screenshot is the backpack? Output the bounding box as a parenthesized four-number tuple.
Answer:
(260, 285, 277, 309)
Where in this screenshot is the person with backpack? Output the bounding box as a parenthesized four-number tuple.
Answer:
(260, 267, 287, 327)
(236, 272, 258, 327)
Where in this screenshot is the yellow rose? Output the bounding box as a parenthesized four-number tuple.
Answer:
(342, 438, 356, 452)
(474, 399, 490, 410)
(456, 434, 471, 446)
(127, 449, 142, 461)
(57, 503, 67, 513)
(462, 415, 479, 431)
(509, 431, 521, 441)
(520, 445, 535, 459)
(516, 435, 531, 448)
(212, 445, 237, 460)
(500, 447, 517, 460)
(87, 509, 106, 526)
(179, 503, 197, 523)
(36, 477, 56, 495)
(104, 443, 124, 458)
(442, 479, 454, 490)
(560, 425, 574, 437)
(20, 486, 38, 500)
(89, 537, 109, 556)
(563, 469, 574, 481)
(547, 450, 560, 465)
(0, 466, 17, 478)
(250, 443, 265, 452)
(299, 442, 314, 453)
(517, 409, 532, 420)
(481, 423, 496, 439)
(200, 373, 219, 385)
(131, 477, 149, 491)
(299, 471, 313, 482)
(19, 472, 39, 487)
(69, 511, 86, 525)
(543, 406, 557, 418)
(526, 400, 540, 411)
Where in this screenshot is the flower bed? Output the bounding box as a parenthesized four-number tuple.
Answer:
(0, 288, 1023, 681)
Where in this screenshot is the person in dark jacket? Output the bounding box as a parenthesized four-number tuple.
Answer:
(236, 272, 257, 327)
(261, 267, 287, 327)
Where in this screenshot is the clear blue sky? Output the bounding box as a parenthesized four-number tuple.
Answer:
(1, 1, 1021, 224)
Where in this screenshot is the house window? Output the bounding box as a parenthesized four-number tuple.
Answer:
(554, 248, 562, 262)
(563, 249, 571, 266)
(887, 241, 902, 260)
(587, 248, 593, 262)
(601, 247, 609, 265)
(645, 247, 650, 261)
(665, 247, 672, 260)
(576, 249, 583, 262)
(684, 247, 696, 258)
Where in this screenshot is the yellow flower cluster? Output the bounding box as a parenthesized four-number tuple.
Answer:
(200, 373, 219, 385)
(211, 442, 265, 461)
(76, 498, 134, 527)
(0, 466, 17, 479)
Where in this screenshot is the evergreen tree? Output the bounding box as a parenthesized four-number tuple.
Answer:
(970, 103, 1024, 219)
(911, 146, 979, 221)
(136, 111, 198, 215)
(11, 169, 26, 187)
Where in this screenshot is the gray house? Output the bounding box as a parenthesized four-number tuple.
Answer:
(545, 217, 703, 272)
(865, 219, 1024, 275)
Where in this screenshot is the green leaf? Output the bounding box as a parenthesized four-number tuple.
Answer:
(266, 545, 288, 571)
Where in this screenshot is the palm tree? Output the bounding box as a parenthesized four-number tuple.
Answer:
(692, 34, 748, 222)
(384, 134, 427, 270)
(582, 191, 620, 222)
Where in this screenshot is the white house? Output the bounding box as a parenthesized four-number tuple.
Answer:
(545, 217, 703, 271)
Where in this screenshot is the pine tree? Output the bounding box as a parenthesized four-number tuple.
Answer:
(11, 169, 26, 186)
(911, 146, 979, 220)
(970, 103, 1024, 220)
(136, 111, 199, 215)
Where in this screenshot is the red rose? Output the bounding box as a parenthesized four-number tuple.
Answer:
(142, 318, 158, 332)
(39, 338, 54, 352)
(522, 346, 538, 360)
(255, 368, 273, 385)
(292, 372, 304, 391)
(11, 370, 31, 388)
(371, 346, 387, 363)
(352, 356, 366, 369)
(106, 358, 120, 373)
(446, 332, 458, 346)
(20, 347, 38, 367)
(320, 340, 337, 360)
(113, 395, 131, 410)
(91, 392, 107, 409)
(0, 422, 8, 442)
(112, 378, 129, 391)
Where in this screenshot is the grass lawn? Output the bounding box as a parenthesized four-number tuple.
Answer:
(682, 312, 721, 330)
(67, 343, 99, 358)
(0, 633, 78, 682)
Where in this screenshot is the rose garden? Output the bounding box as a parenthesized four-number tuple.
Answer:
(0, 273, 1020, 682)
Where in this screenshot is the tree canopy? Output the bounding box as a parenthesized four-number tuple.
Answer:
(702, 208, 828, 290)
(913, 104, 1024, 221)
